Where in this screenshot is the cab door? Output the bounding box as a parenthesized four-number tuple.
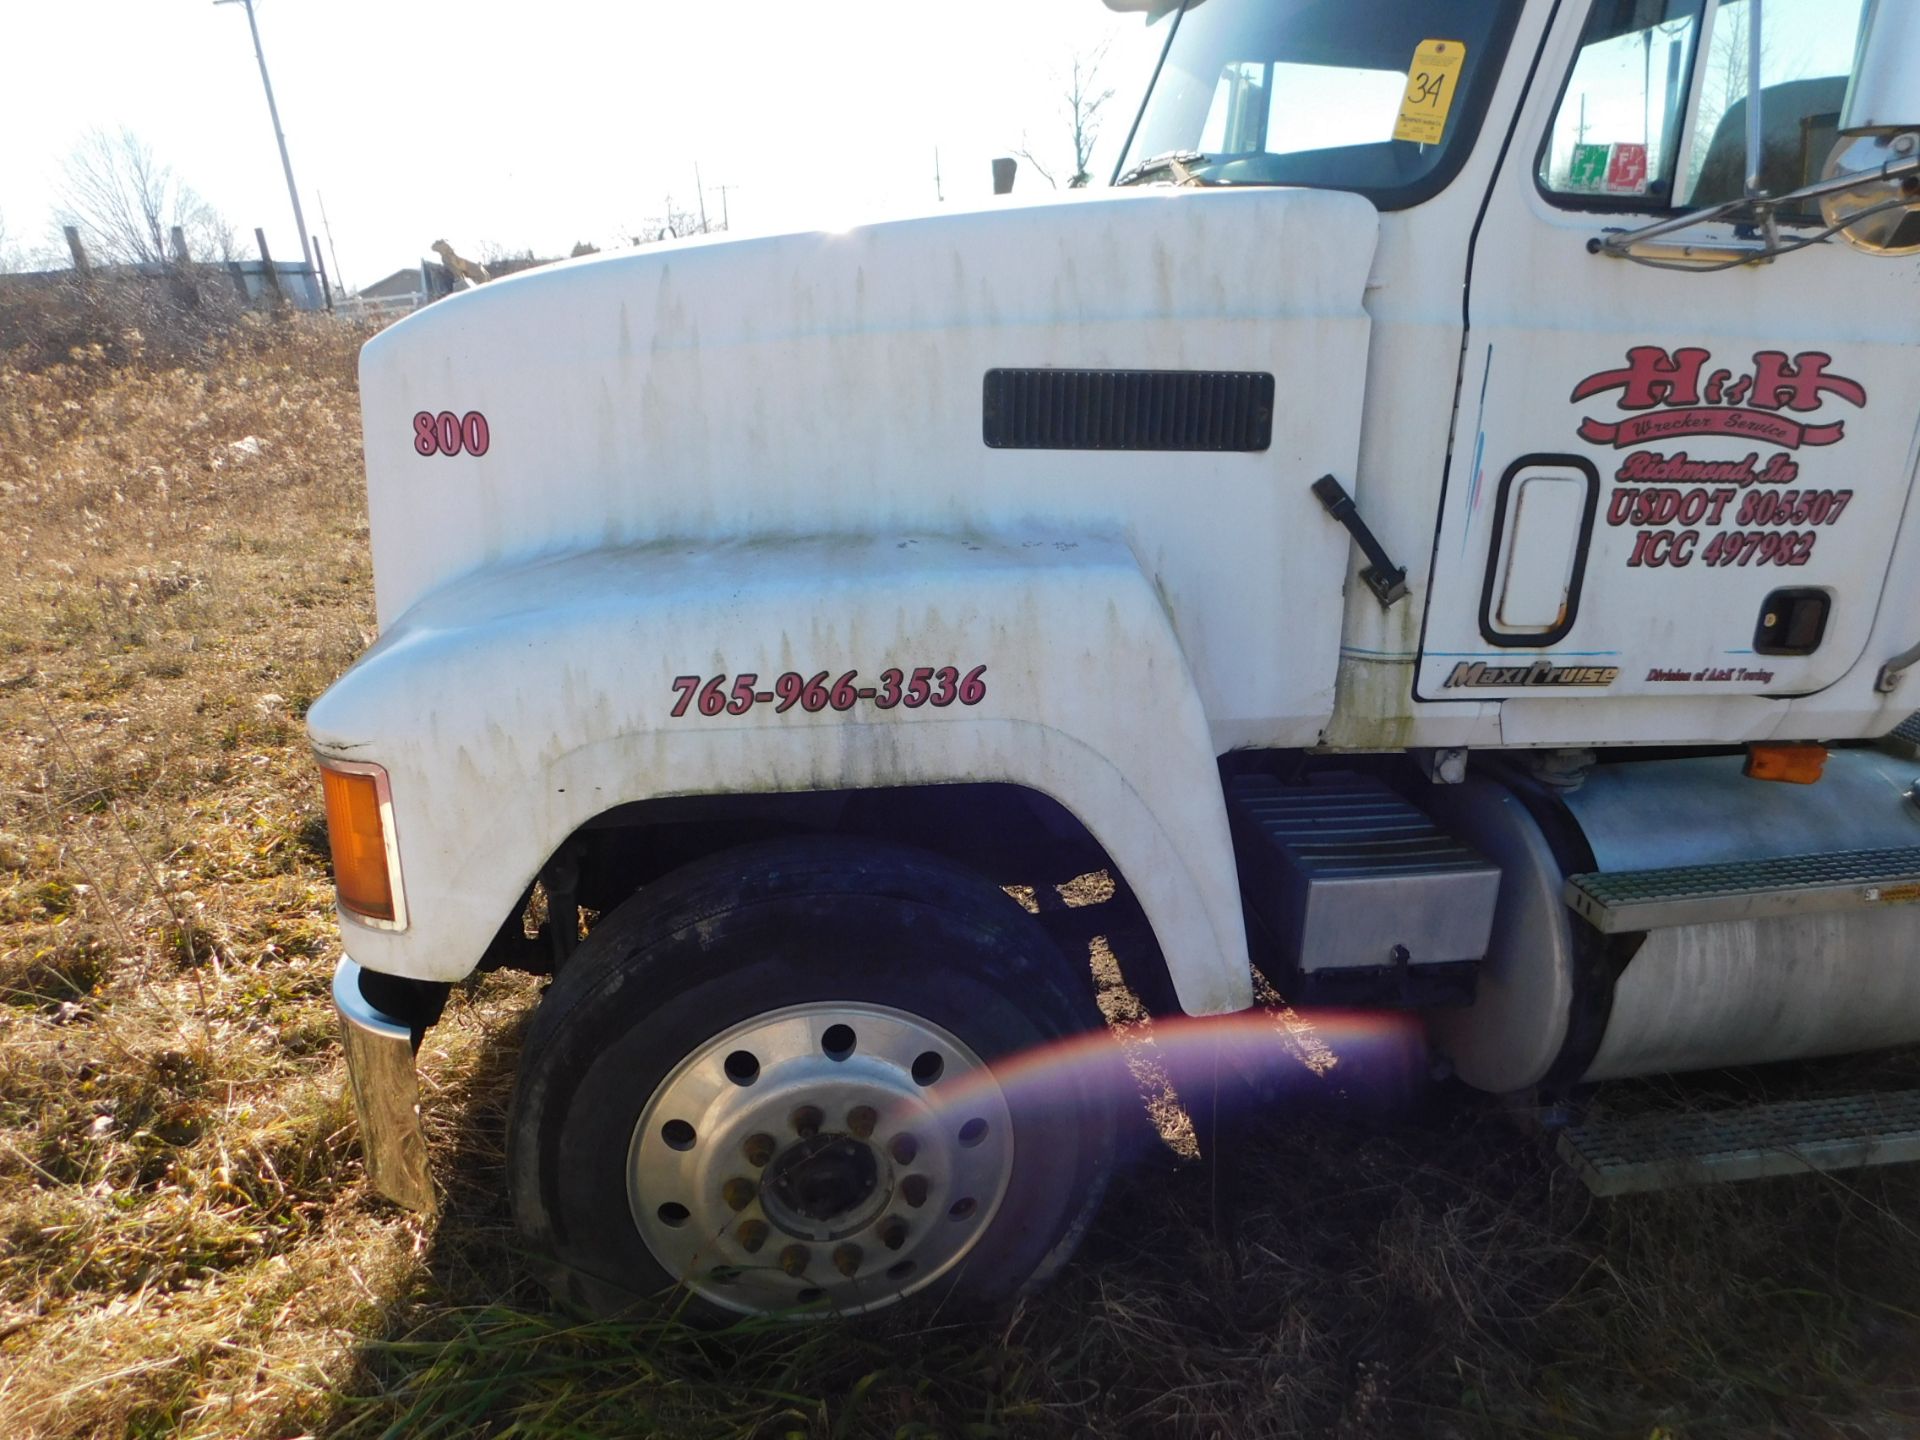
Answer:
(1418, 0, 1920, 714)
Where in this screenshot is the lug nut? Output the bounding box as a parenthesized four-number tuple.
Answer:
(832, 1243, 863, 1277)
(792, 1105, 824, 1138)
(846, 1105, 878, 1138)
(743, 1133, 776, 1167)
(778, 1244, 811, 1277)
(737, 1218, 769, 1254)
(900, 1174, 929, 1208)
(888, 1132, 919, 1165)
(723, 1178, 757, 1212)
(878, 1216, 909, 1251)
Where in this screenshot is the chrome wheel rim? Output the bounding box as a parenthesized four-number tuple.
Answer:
(628, 1001, 1016, 1315)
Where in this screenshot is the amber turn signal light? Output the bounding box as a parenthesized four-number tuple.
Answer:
(319, 760, 404, 925)
(1744, 743, 1828, 786)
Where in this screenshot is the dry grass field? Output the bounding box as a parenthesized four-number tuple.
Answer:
(4, 314, 1920, 1438)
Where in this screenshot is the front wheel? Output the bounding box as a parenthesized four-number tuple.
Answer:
(506, 838, 1116, 1318)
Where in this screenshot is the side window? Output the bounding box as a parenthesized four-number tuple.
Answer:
(1539, 1, 1705, 207)
(1678, 0, 1869, 217)
(1539, 0, 1872, 219)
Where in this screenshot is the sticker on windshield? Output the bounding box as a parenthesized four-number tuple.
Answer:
(1567, 142, 1651, 195)
(1606, 143, 1650, 194)
(1568, 144, 1611, 191)
(1393, 39, 1466, 146)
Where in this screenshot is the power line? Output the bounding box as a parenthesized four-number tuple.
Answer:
(317, 190, 344, 294)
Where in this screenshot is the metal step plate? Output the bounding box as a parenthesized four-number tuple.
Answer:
(1564, 845, 1920, 933)
(1559, 1090, 1920, 1196)
(1886, 711, 1920, 755)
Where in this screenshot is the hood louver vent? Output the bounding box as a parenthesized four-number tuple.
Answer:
(982, 368, 1274, 452)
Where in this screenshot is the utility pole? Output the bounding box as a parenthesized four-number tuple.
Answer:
(215, 0, 314, 274)
(709, 183, 738, 231)
(694, 162, 709, 234)
(934, 148, 944, 203)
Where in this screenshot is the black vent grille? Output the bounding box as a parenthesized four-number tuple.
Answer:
(982, 368, 1274, 452)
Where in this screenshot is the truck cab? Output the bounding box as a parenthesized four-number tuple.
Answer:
(314, 0, 1920, 1317)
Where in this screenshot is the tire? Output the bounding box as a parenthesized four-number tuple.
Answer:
(506, 836, 1117, 1319)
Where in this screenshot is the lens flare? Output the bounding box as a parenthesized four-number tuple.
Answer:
(899, 999, 1430, 1153)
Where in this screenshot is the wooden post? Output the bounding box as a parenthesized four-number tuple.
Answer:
(64, 225, 90, 275)
(167, 225, 201, 308)
(255, 227, 283, 308)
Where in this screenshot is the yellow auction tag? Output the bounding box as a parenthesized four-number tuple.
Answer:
(1393, 39, 1467, 145)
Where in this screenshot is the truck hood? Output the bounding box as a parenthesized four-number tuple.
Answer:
(359, 185, 1379, 628)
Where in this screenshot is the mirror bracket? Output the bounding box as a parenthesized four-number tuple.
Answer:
(1589, 144, 1920, 271)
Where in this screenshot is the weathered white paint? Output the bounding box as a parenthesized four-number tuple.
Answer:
(315, 0, 1920, 1021)
(359, 185, 1378, 754)
(327, 185, 1377, 999)
(1419, 2, 1920, 737)
(310, 534, 1254, 1014)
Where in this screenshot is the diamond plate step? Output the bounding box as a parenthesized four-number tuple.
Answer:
(1564, 846, 1920, 933)
(1559, 1090, 1920, 1196)
(1886, 711, 1920, 753)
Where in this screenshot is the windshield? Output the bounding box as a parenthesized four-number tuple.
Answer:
(1113, 0, 1524, 208)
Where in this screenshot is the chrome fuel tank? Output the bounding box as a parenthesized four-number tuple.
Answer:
(1568, 748, 1920, 1081)
(1429, 747, 1920, 1093)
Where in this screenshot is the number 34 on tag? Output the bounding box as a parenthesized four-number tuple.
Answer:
(1394, 39, 1467, 146)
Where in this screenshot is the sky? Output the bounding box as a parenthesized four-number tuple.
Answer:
(3, 0, 1871, 292)
(0, 0, 1161, 290)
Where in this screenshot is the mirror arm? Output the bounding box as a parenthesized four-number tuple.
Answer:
(1744, 0, 1766, 200)
(1591, 152, 1920, 265)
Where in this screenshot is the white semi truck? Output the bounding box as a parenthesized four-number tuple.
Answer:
(312, 0, 1920, 1318)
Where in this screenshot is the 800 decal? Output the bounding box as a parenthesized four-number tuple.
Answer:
(670, 665, 987, 718)
(413, 409, 490, 457)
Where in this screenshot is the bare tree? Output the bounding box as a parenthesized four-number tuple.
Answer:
(56, 128, 235, 266)
(1692, 4, 1754, 165)
(630, 197, 708, 245)
(1015, 44, 1116, 189)
(1683, 1, 1828, 204)
(0, 207, 17, 273)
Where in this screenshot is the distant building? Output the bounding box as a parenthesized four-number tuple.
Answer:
(340, 261, 456, 320)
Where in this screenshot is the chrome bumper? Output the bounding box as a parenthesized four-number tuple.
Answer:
(332, 956, 436, 1211)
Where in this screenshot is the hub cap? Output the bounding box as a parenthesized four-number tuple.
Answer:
(628, 1002, 1016, 1315)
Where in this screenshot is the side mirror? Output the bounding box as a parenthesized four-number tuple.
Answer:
(1820, 0, 1920, 255)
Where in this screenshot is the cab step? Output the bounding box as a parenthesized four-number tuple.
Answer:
(1885, 711, 1920, 755)
(1563, 845, 1920, 933)
(1227, 772, 1498, 1005)
(1558, 1090, 1920, 1196)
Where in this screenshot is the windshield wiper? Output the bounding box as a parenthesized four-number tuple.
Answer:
(1115, 150, 1215, 187)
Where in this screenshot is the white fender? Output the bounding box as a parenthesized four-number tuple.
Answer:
(308, 531, 1254, 1015)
